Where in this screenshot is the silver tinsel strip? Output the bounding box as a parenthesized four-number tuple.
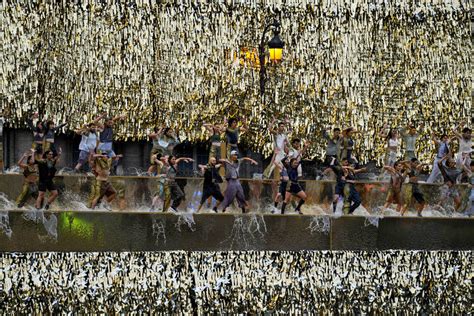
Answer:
(0, 251, 471, 313)
(0, 1, 471, 163)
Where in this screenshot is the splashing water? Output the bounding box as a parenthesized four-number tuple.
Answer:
(57, 167, 75, 175)
(0, 211, 12, 238)
(174, 212, 196, 232)
(307, 216, 331, 235)
(223, 214, 267, 249)
(152, 218, 166, 245)
(0, 192, 15, 210)
(4, 166, 20, 174)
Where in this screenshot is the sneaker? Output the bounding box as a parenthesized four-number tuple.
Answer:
(212, 207, 218, 213)
(295, 209, 303, 215)
(44, 204, 50, 210)
(101, 202, 112, 211)
(169, 207, 178, 213)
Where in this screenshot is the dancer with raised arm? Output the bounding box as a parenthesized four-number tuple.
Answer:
(342, 161, 366, 214)
(96, 114, 126, 158)
(383, 161, 408, 213)
(89, 151, 123, 210)
(263, 119, 289, 179)
(426, 132, 450, 183)
(323, 127, 341, 166)
(339, 127, 359, 165)
(437, 154, 463, 211)
(74, 114, 104, 173)
(203, 122, 225, 159)
(196, 157, 224, 213)
(26, 112, 46, 160)
(400, 123, 422, 160)
(273, 156, 290, 212)
(281, 157, 306, 214)
(44, 120, 67, 155)
(401, 158, 426, 216)
(452, 122, 472, 169)
(16, 149, 39, 208)
(224, 117, 248, 158)
(219, 151, 257, 213)
(35, 148, 62, 210)
(379, 124, 400, 167)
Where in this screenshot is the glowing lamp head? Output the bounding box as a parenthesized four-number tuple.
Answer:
(268, 31, 284, 63)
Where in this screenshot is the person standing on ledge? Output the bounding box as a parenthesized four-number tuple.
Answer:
(74, 113, 105, 173)
(263, 118, 289, 179)
(400, 123, 423, 160)
(426, 132, 450, 183)
(96, 114, 126, 158)
(219, 151, 258, 213)
(35, 149, 62, 210)
(281, 157, 306, 214)
(196, 157, 224, 213)
(323, 127, 341, 166)
(203, 122, 225, 159)
(401, 158, 426, 217)
(89, 151, 123, 210)
(26, 112, 46, 160)
(379, 124, 400, 167)
(224, 117, 248, 158)
(437, 154, 463, 211)
(382, 161, 408, 213)
(339, 127, 359, 165)
(163, 155, 194, 213)
(16, 150, 39, 208)
(452, 122, 472, 169)
(43, 120, 67, 156)
(342, 160, 366, 215)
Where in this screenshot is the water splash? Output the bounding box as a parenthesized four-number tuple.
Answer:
(152, 218, 166, 245)
(223, 214, 267, 249)
(57, 167, 75, 175)
(0, 192, 15, 210)
(307, 216, 331, 235)
(0, 211, 12, 238)
(39, 213, 58, 242)
(4, 166, 20, 174)
(174, 212, 196, 232)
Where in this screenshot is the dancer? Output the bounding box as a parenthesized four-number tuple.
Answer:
(273, 156, 290, 211)
(400, 123, 422, 160)
(288, 139, 310, 178)
(401, 158, 426, 216)
(466, 161, 474, 216)
(339, 158, 366, 214)
(426, 133, 450, 183)
(44, 120, 67, 155)
(263, 119, 289, 179)
(35, 149, 62, 210)
(323, 127, 341, 165)
(281, 158, 306, 214)
(203, 122, 224, 159)
(16, 150, 39, 208)
(149, 153, 168, 211)
(196, 157, 224, 213)
(148, 127, 180, 174)
(26, 112, 46, 160)
(163, 155, 194, 212)
(97, 114, 126, 158)
(89, 151, 123, 210)
(328, 157, 348, 213)
(437, 154, 463, 211)
(339, 127, 359, 165)
(452, 122, 472, 169)
(224, 117, 248, 158)
(383, 161, 408, 213)
(219, 151, 257, 213)
(74, 120, 100, 173)
(379, 124, 400, 167)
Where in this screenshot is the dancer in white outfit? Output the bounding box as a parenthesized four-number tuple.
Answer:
(426, 133, 450, 183)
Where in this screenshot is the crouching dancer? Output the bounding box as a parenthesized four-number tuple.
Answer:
(90, 152, 123, 210)
(35, 149, 62, 210)
(16, 150, 39, 208)
(219, 151, 258, 213)
(197, 157, 224, 213)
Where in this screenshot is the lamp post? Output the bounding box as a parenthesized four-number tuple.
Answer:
(258, 20, 285, 101)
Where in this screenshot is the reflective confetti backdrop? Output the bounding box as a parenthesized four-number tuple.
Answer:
(0, 251, 471, 313)
(0, 1, 471, 163)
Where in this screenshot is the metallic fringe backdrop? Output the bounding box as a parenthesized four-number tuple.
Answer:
(0, 251, 471, 313)
(0, 1, 471, 163)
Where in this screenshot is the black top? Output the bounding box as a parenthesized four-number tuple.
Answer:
(36, 160, 57, 181)
(203, 165, 222, 186)
(330, 165, 346, 184)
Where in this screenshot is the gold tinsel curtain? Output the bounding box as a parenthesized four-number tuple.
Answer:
(0, 0, 471, 163)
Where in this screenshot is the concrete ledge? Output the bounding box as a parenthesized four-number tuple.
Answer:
(0, 211, 472, 251)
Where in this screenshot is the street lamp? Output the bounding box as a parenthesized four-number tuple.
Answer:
(259, 20, 284, 99)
